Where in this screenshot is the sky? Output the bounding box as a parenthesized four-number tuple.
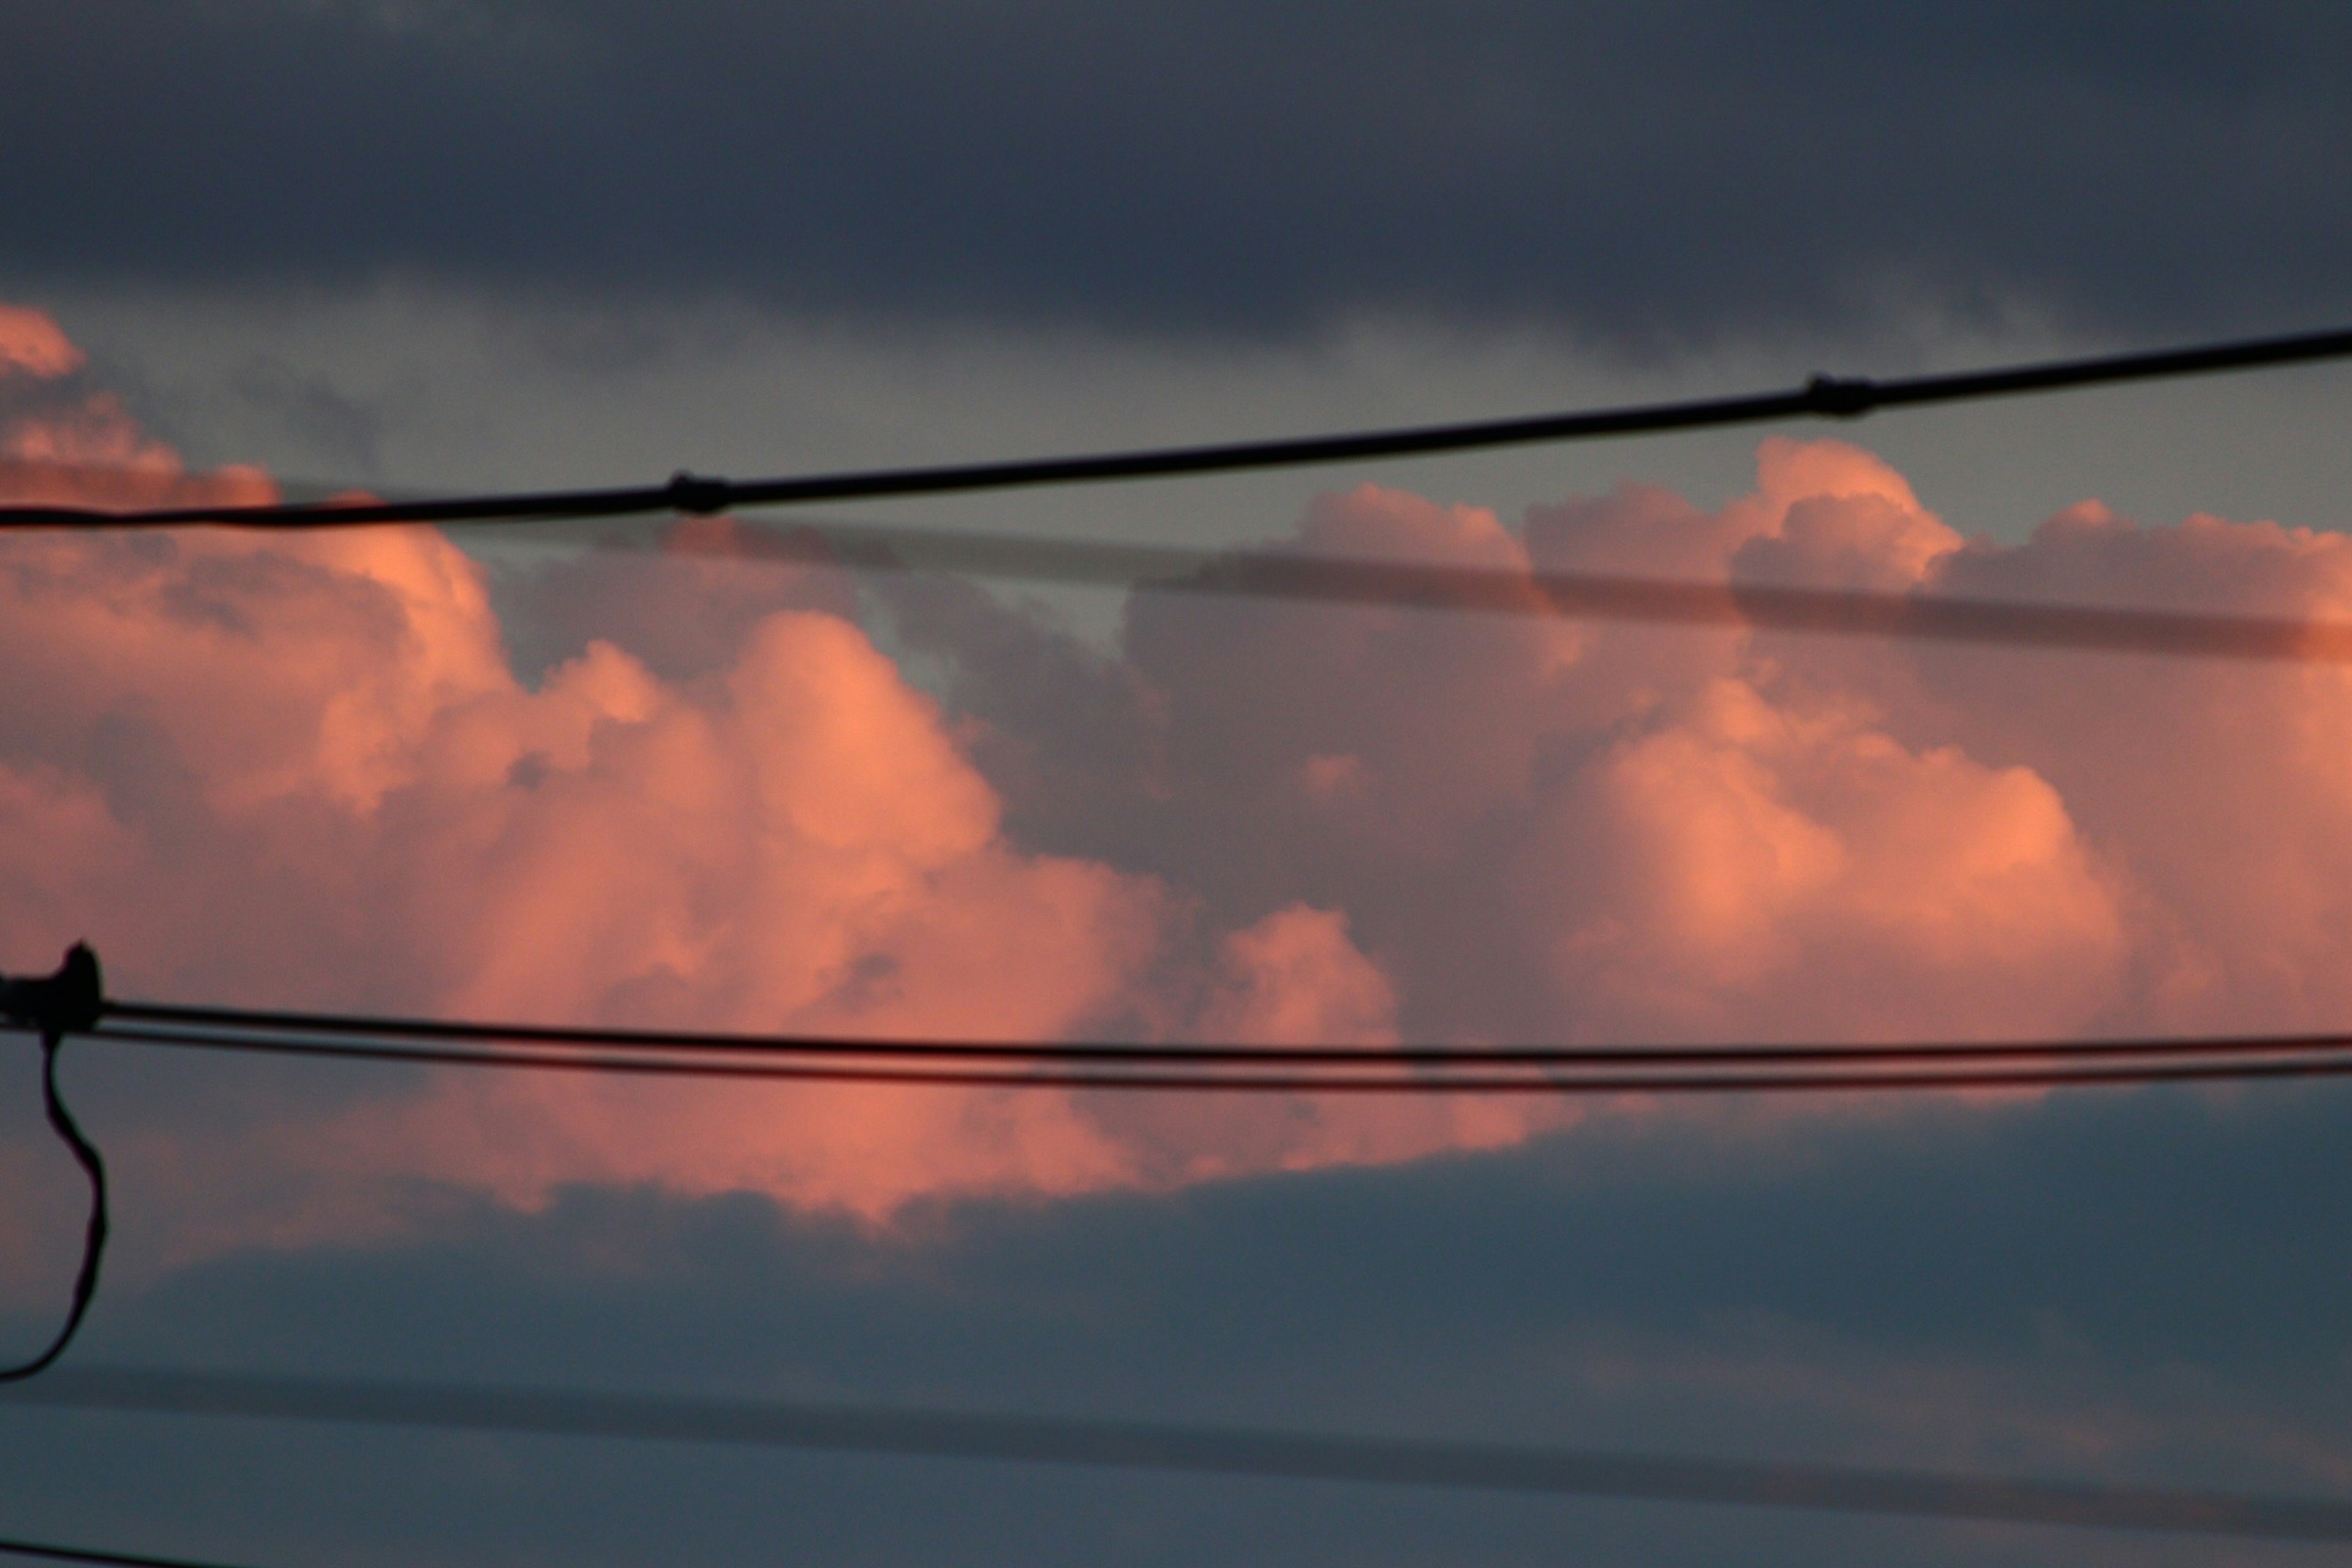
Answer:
(6, 4, 2352, 1565)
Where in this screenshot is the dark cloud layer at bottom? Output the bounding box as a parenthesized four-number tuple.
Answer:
(3, 1081, 2348, 1567)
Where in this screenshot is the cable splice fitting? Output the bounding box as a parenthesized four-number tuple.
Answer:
(665, 470, 735, 516)
(1801, 374, 1879, 418)
(0, 943, 104, 1036)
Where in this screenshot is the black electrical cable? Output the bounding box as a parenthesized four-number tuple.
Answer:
(77, 1023, 2352, 1097)
(0, 1036, 108, 1382)
(98, 997, 2352, 1069)
(8, 1365, 2350, 1544)
(0, 1537, 258, 1568)
(4, 325, 2351, 533)
(22, 451, 2352, 669)
(0, 949, 108, 1384)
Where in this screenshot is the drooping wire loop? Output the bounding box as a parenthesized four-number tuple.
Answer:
(0, 944, 110, 1382)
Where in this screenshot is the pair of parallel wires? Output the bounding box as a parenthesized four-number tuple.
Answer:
(85, 998, 2352, 1098)
(12, 324, 2352, 1562)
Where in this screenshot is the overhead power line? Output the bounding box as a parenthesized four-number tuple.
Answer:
(19, 955, 2352, 1396)
(103, 997, 2352, 1069)
(13, 327, 2352, 663)
(0, 948, 108, 1385)
(58, 993, 2352, 1096)
(4, 323, 2350, 533)
(9, 1365, 2350, 1543)
(7, 481, 2351, 666)
(76, 1023, 2352, 1096)
(0, 1537, 258, 1568)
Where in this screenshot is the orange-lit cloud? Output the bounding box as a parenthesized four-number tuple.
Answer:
(0, 306, 84, 379)
(7, 303, 2352, 1249)
(0, 307, 1408, 1238)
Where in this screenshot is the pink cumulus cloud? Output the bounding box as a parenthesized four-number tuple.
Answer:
(4, 304, 2350, 1251)
(0, 309, 1411, 1245)
(1100, 443, 2129, 1047)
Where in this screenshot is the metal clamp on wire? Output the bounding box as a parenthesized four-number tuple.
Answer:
(664, 470, 736, 515)
(0, 942, 110, 1381)
(1800, 374, 1879, 418)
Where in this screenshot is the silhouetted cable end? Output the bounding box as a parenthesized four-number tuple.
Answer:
(0, 943, 105, 1038)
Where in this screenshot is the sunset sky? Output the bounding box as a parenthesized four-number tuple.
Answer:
(7, 5, 2352, 1566)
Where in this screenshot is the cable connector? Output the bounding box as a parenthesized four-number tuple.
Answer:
(0, 943, 104, 1037)
(1801, 374, 1879, 418)
(665, 470, 735, 515)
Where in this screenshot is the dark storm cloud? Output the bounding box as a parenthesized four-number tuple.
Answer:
(6, 1084, 2351, 1566)
(94, 1087, 2352, 1401)
(8, 1, 2352, 344)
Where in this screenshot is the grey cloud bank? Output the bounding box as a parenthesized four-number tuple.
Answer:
(4, 1080, 2350, 1566)
(9, 2, 2352, 344)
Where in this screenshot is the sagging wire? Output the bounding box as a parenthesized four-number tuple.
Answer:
(80, 995, 2352, 1096)
(0, 1533, 258, 1568)
(5, 324, 2352, 532)
(0, 945, 108, 1382)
